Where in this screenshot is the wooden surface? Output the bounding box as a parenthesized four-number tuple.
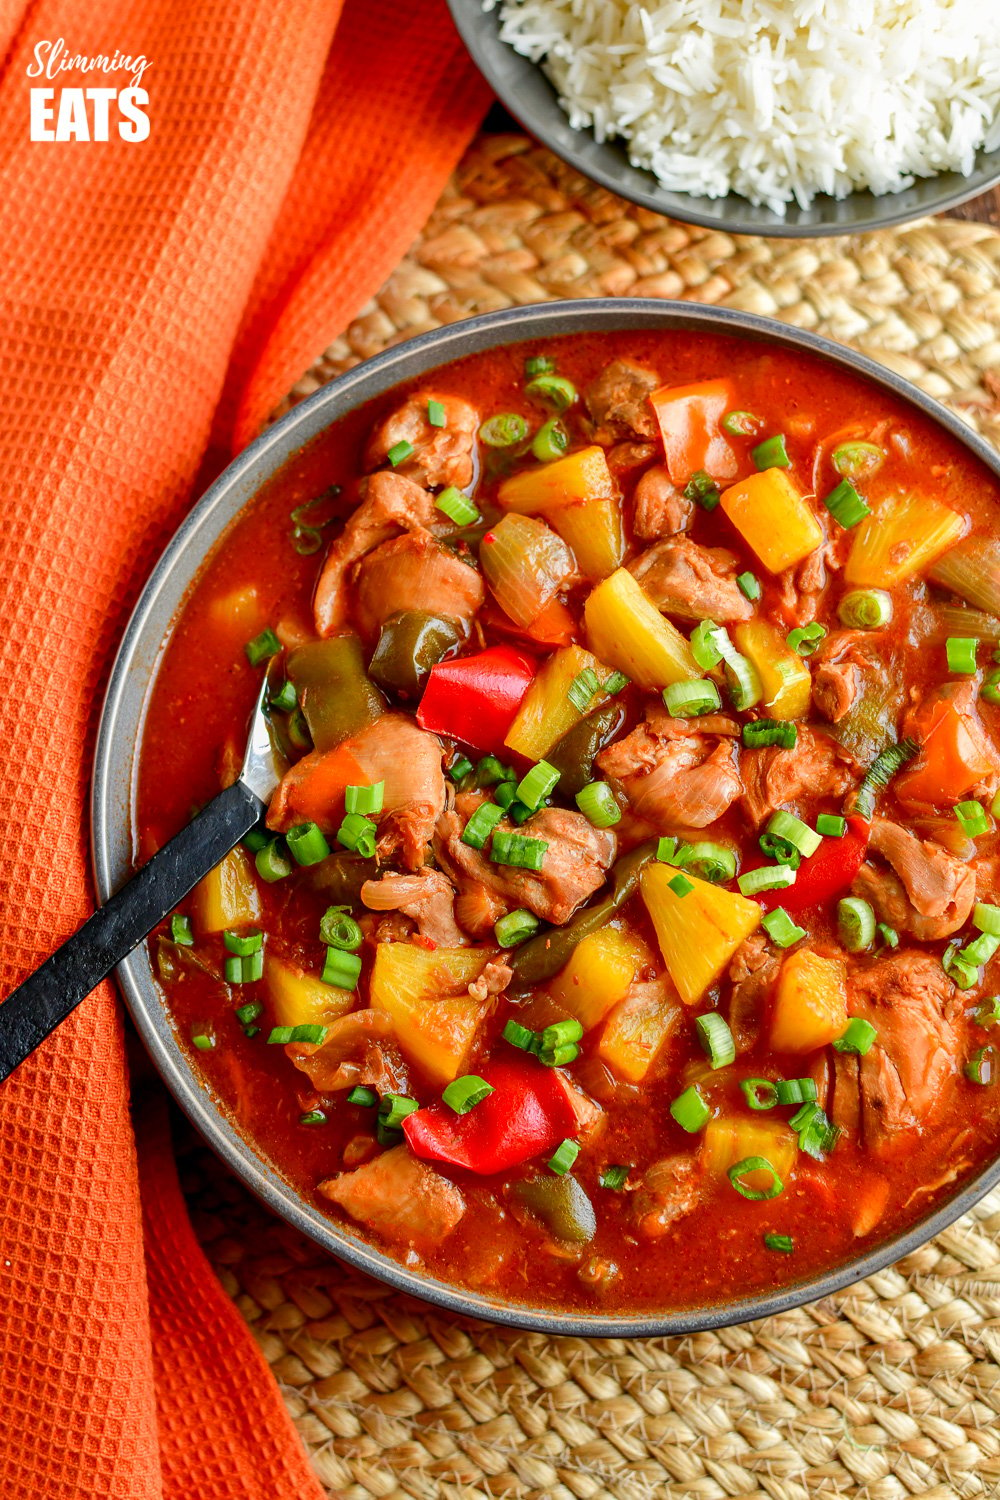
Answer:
(949, 186, 1000, 225)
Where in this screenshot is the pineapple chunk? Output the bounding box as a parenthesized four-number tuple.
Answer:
(732, 619, 812, 721)
(719, 469, 823, 574)
(549, 496, 624, 581)
(702, 1115, 798, 1184)
(207, 584, 263, 644)
(505, 643, 611, 760)
(370, 943, 489, 1087)
(192, 847, 261, 934)
(770, 949, 848, 1053)
(640, 864, 761, 1007)
(599, 981, 680, 1082)
(265, 955, 354, 1029)
(549, 927, 638, 1031)
(498, 445, 614, 514)
(584, 568, 698, 689)
(845, 490, 966, 588)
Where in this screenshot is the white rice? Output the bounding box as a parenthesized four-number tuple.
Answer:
(483, 0, 1000, 214)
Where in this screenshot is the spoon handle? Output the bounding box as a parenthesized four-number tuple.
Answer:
(0, 779, 264, 1083)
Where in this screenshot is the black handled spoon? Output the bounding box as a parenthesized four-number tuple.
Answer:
(0, 681, 282, 1082)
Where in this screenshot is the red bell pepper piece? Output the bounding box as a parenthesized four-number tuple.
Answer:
(756, 815, 870, 913)
(402, 1058, 578, 1176)
(416, 645, 536, 756)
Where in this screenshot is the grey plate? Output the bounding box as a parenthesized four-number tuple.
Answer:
(93, 300, 1000, 1336)
(446, 0, 1000, 237)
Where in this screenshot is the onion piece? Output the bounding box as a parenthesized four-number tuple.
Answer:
(929, 536, 1000, 616)
(480, 513, 576, 627)
(926, 603, 1000, 644)
(914, 818, 977, 862)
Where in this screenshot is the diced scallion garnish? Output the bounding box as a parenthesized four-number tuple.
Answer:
(965, 1046, 996, 1086)
(656, 835, 681, 864)
(502, 1019, 535, 1052)
(682, 470, 721, 510)
(765, 810, 822, 858)
(299, 1110, 327, 1125)
(974, 903, 1000, 937)
(742, 719, 797, 749)
(490, 831, 548, 870)
(532, 417, 569, 463)
(982, 669, 1000, 706)
(853, 739, 918, 820)
(245, 627, 281, 666)
(728, 1156, 783, 1200)
(448, 754, 473, 783)
(379, 1094, 420, 1129)
(737, 864, 797, 896)
(548, 1138, 580, 1175)
(764, 1233, 794, 1254)
(775, 1078, 817, 1106)
(515, 759, 560, 811)
(268, 1023, 328, 1045)
(345, 781, 384, 816)
(170, 914, 194, 946)
(224, 951, 263, 984)
(751, 434, 789, 470)
(955, 800, 991, 838)
(946, 636, 978, 674)
(876, 923, 899, 949)
(943, 941, 980, 990)
(690, 619, 724, 670)
(669, 1085, 711, 1133)
(461, 801, 504, 850)
(832, 440, 884, 478)
(816, 814, 846, 838)
(191, 1024, 215, 1052)
(321, 947, 362, 989)
(575, 780, 621, 829)
(676, 841, 736, 884)
(837, 896, 875, 953)
(235, 1000, 262, 1027)
(838, 589, 892, 630)
(960, 931, 1000, 967)
(223, 928, 263, 956)
(435, 486, 480, 526)
(832, 1017, 878, 1055)
(822, 478, 870, 529)
(255, 839, 292, 883)
(603, 670, 629, 695)
(762, 907, 806, 948)
(335, 813, 377, 858)
(319, 906, 363, 951)
(663, 678, 722, 718)
(286, 821, 332, 866)
(524, 354, 555, 378)
(387, 439, 414, 467)
(972, 996, 1000, 1027)
(427, 398, 446, 428)
(269, 680, 297, 713)
(722, 409, 762, 438)
(668, 872, 695, 898)
(786, 622, 827, 657)
(494, 909, 540, 948)
(567, 666, 601, 712)
(526, 373, 576, 411)
(791, 1102, 840, 1160)
(600, 1165, 631, 1190)
(695, 1012, 736, 1069)
(736, 571, 761, 601)
(347, 1085, 378, 1107)
(442, 1075, 494, 1114)
(740, 1078, 778, 1111)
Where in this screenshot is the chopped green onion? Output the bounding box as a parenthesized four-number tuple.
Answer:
(223, 928, 263, 956)
(268, 1023, 328, 1045)
(816, 814, 847, 838)
(347, 1085, 378, 1107)
(334, 812, 376, 858)
(752, 434, 789, 470)
(690, 619, 725, 670)
(728, 1156, 784, 1200)
(245, 627, 281, 666)
(548, 1138, 580, 1175)
(603, 670, 629, 695)
(960, 932, 1000, 967)
(965, 1046, 996, 1086)
(736, 571, 762, 602)
(526, 373, 576, 411)
(508, 799, 537, 826)
(461, 801, 504, 850)
(490, 831, 548, 871)
(503, 1018, 536, 1052)
(345, 781, 384, 816)
(786, 622, 827, 657)
(668, 873, 695, 898)
(387, 439, 414, 467)
(379, 1094, 420, 1129)
(742, 719, 797, 751)
(713, 629, 762, 710)
(762, 908, 806, 948)
(791, 1103, 839, 1160)
(299, 1110, 327, 1125)
(775, 1078, 817, 1106)
(321, 947, 362, 989)
(765, 810, 823, 858)
(427, 398, 446, 428)
(677, 841, 737, 884)
(832, 1017, 878, 1055)
(722, 409, 763, 438)
(974, 903, 1000, 937)
(224, 951, 263, 984)
(943, 941, 980, 991)
(600, 1165, 631, 1190)
(741, 1078, 778, 1111)
(286, 821, 331, 866)
(982, 668, 1000, 706)
(242, 827, 271, 853)
(270, 680, 298, 713)
(876, 923, 899, 949)
(494, 782, 519, 811)
(448, 754, 474, 783)
(170, 914, 194, 946)
(738, 864, 797, 896)
(442, 1075, 494, 1114)
(524, 354, 556, 378)
(838, 589, 892, 630)
(972, 996, 1000, 1027)
(541, 1019, 583, 1052)
(670, 1085, 711, 1133)
(823, 479, 870, 529)
(538, 1043, 580, 1068)
(656, 835, 681, 865)
(532, 417, 569, 463)
(255, 839, 292, 883)
(319, 907, 363, 951)
(516, 760, 561, 811)
(191, 1024, 215, 1052)
(837, 896, 876, 953)
(764, 1233, 794, 1254)
(853, 739, 918, 820)
(494, 909, 540, 948)
(567, 666, 601, 712)
(955, 800, 991, 838)
(832, 441, 884, 479)
(479, 413, 528, 448)
(663, 678, 722, 718)
(575, 780, 621, 829)
(234, 1000, 262, 1026)
(946, 636, 979, 674)
(682, 470, 721, 511)
(436, 486, 480, 526)
(474, 755, 513, 787)
(695, 1012, 736, 1069)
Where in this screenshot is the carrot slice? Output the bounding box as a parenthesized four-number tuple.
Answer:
(268, 744, 366, 831)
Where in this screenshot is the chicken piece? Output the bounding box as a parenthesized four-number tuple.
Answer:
(354, 531, 484, 638)
(631, 1156, 702, 1240)
(364, 392, 479, 490)
(776, 540, 844, 627)
(287, 1010, 407, 1095)
(454, 883, 510, 940)
(628, 536, 753, 622)
(320, 1145, 466, 1250)
(434, 801, 616, 927)
(832, 952, 963, 1158)
(851, 818, 976, 941)
(585, 359, 659, 441)
(606, 440, 658, 485)
(726, 932, 780, 1053)
(597, 702, 742, 829)
(741, 725, 857, 827)
(631, 465, 694, 540)
(361, 870, 466, 947)
(467, 958, 513, 1004)
(314, 470, 441, 635)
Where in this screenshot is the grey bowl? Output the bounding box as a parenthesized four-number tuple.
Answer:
(93, 300, 1000, 1336)
(446, 0, 1000, 237)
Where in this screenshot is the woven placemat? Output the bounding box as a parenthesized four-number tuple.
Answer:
(198, 135, 1000, 1500)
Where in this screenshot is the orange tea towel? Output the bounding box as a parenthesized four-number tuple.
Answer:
(0, 4, 488, 1497)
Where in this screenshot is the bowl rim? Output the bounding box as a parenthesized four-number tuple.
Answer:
(445, 0, 1000, 238)
(92, 298, 1000, 1337)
